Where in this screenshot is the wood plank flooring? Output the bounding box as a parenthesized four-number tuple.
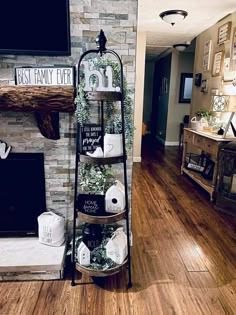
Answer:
(0, 139, 235, 315)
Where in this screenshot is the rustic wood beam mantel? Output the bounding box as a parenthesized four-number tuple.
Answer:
(0, 86, 75, 139)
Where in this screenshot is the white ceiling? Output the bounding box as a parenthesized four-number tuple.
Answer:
(138, 0, 236, 59)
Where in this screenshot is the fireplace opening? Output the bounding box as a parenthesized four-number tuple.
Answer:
(0, 153, 46, 237)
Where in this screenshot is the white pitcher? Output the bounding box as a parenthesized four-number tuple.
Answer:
(190, 117, 201, 131)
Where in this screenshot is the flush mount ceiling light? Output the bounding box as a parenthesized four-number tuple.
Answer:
(173, 43, 189, 51)
(159, 10, 188, 26)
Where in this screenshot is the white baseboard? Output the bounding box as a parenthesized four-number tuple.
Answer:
(156, 135, 179, 146)
(164, 141, 179, 146)
(133, 156, 142, 162)
(155, 135, 165, 145)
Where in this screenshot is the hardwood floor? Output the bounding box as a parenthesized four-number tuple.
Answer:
(0, 139, 235, 315)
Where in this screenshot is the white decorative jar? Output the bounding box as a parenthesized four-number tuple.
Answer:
(104, 134, 123, 157)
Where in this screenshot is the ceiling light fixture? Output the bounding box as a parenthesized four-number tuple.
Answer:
(173, 43, 189, 51)
(159, 10, 188, 26)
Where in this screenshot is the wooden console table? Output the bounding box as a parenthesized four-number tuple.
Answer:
(181, 128, 235, 201)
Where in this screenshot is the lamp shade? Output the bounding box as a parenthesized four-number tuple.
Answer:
(159, 10, 188, 26)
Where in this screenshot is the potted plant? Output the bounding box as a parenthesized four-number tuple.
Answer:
(195, 108, 214, 121)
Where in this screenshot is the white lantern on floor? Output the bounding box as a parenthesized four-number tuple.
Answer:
(38, 211, 65, 247)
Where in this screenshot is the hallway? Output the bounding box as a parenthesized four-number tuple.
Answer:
(0, 143, 235, 315)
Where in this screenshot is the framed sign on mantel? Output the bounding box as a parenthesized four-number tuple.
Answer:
(15, 66, 75, 86)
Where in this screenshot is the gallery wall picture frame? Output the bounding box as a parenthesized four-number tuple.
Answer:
(218, 22, 232, 45)
(203, 40, 212, 71)
(200, 79, 208, 93)
(212, 50, 224, 77)
(232, 27, 236, 60)
(194, 73, 202, 87)
(179, 73, 193, 103)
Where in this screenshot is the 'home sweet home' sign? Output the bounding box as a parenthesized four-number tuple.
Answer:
(0, 141, 11, 159)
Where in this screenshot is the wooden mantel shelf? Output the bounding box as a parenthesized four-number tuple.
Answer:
(0, 85, 75, 140)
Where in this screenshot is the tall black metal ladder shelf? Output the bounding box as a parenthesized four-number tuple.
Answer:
(71, 30, 132, 288)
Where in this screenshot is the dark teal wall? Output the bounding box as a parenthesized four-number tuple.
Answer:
(151, 53, 172, 141)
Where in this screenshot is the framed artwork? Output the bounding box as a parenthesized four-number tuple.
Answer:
(212, 51, 224, 77)
(194, 73, 202, 87)
(179, 73, 193, 103)
(218, 22, 232, 45)
(79, 124, 103, 154)
(200, 79, 208, 93)
(203, 40, 212, 71)
(232, 27, 236, 60)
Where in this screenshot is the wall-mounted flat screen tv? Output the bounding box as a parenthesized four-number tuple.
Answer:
(0, 0, 71, 56)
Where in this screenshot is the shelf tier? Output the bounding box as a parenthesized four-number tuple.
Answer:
(78, 210, 126, 224)
(86, 91, 122, 101)
(182, 167, 214, 195)
(79, 154, 124, 165)
(76, 259, 128, 277)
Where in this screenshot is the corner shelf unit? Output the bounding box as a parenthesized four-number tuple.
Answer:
(71, 34, 132, 288)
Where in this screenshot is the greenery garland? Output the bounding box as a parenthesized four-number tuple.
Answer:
(74, 56, 134, 152)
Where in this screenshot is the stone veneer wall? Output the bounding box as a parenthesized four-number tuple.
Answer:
(0, 0, 137, 231)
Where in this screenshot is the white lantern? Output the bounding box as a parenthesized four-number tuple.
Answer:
(105, 227, 127, 264)
(104, 134, 123, 157)
(105, 180, 125, 213)
(38, 211, 65, 247)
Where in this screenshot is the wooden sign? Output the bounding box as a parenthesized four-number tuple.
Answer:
(212, 51, 224, 77)
(15, 66, 74, 86)
(218, 22, 232, 45)
(79, 124, 103, 154)
(77, 194, 105, 216)
(0, 141, 11, 159)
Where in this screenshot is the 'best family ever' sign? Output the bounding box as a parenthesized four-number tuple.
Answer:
(15, 67, 74, 86)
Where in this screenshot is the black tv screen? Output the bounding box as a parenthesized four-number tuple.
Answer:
(0, 0, 71, 56)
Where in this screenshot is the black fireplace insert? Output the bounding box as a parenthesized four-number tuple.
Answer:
(0, 153, 46, 236)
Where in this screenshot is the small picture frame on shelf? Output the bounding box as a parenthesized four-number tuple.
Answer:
(218, 22, 232, 45)
(77, 194, 105, 216)
(212, 50, 224, 77)
(79, 124, 103, 154)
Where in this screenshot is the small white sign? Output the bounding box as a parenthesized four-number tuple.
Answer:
(15, 67, 74, 86)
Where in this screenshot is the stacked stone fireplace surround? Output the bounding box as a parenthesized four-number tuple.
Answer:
(0, 0, 137, 280)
